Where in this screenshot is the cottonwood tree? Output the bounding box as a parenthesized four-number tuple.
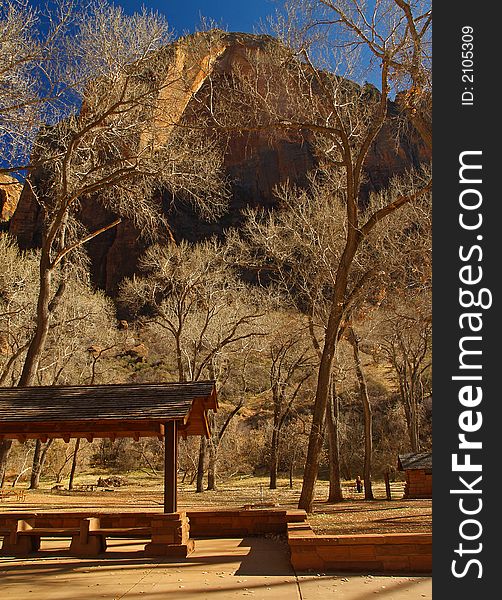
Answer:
(205, 348, 258, 491)
(0, 234, 37, 484)
(120, 239, 265, 384)
(0, 234, 121, 485)
(120, 239, 267, 491)
(0, 2, 228, 474)
(207, 5, 432, 507)
(263, 314, 316, 489)
(19, 2, 226, 384)
(376, 295, 431, 452)
(0, 234, 38, 385)
(209, 0, 432, 511)
(234, 178, 353, 501)
(237, 159, 431, 509)
(340, 170, 431, 499)
(367, 169, 432, 455)
(344, 325, 375, 499)
(28, 277, 118, 489)
(0, 0, 72, 173)
(272, 0, 432, 512)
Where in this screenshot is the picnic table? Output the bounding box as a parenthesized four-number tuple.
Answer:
(0, 489, 26, 502)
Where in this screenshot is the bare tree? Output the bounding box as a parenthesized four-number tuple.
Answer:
(0, 0, 70, 173)
(263, 314, 316, 489)
(120, 239, 265, 383)
(120, 238, 267, 491)
(345, 326, 374, 499)
(0, 235, 123, 486)
(205, 350, 256, 491)
(18, 2, 227, 384)
(377, 296, 431, 452)
(0, 234, 37, 484)
(0, 234, 38, 384)
(270, 0, 432, 511)
(28, 277, 120, 489)
(0, 2, 229, 474)
(237, 159, 430, 509)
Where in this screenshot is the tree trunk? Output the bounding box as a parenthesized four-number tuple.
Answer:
(298, 232, 357, 512)
(298, 347, 334, 512)
(0, 439, 13, 487)
(29, 439, 53, 489)
(289, 455, 295, 489)
(68, 438, 80, 490)
(175, 334, 185, 382)
(196, 436, 206, 493)
(403, 395, 420, 453)
(326, 391, 344, 502)
(206, 440, 218, 491)
(384, 470, 392, 500)
(19, 258, 53, 387)
(269, 425, 280, 490)
(349, 328, 374, 500)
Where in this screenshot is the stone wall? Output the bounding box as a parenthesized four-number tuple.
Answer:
(288, 522, 432, 573)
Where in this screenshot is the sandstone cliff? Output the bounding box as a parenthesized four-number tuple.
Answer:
(0, 174, 23, 228)
(9, 31, 430, 293)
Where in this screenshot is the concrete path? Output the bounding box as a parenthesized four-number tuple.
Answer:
(0, 537, 432, 599)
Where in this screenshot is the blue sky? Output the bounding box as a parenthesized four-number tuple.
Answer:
(103, 1, 380, 86)
(113, 1, 277, 36)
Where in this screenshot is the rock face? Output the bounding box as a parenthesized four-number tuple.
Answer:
(9, 31, 430, 294)
(0, 174, 23, 227)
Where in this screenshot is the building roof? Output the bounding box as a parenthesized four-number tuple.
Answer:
(0, 381, 217, 442)
(398, 452, 432, 471)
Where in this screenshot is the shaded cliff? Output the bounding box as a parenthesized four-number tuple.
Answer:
(9, 31, 430, 294)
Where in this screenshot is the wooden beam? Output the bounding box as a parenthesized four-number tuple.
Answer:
(0, 429, 168, 441)
(164, 421, 178, 514)
(0, 419, 166, 435)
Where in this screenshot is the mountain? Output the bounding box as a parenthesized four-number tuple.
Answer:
(8, 31, 429, 294)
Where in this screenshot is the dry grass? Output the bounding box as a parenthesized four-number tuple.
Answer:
(0, 474, 431, 535)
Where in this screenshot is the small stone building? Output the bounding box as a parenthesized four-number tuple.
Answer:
(398, 452, 432, 498)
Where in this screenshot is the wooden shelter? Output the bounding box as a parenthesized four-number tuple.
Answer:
(397, 452, 432, 499)
(0, 381, 218, 513)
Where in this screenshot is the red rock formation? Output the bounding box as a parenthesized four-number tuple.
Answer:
(0, 174, 23, 225)
(9, 31, 430, 294)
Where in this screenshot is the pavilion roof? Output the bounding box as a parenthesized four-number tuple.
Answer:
(0, 381, 217, 442)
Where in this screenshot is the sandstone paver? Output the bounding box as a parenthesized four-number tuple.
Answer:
(0, 537, 432, 599)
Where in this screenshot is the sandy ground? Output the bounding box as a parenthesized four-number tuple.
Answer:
(0, 478, 431, 535)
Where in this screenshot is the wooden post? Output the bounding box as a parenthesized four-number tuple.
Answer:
(164, 421, 178, 513)
(384, 470, 392, 500)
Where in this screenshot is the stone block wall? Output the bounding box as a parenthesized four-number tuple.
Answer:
(288, 522, 432, 573)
